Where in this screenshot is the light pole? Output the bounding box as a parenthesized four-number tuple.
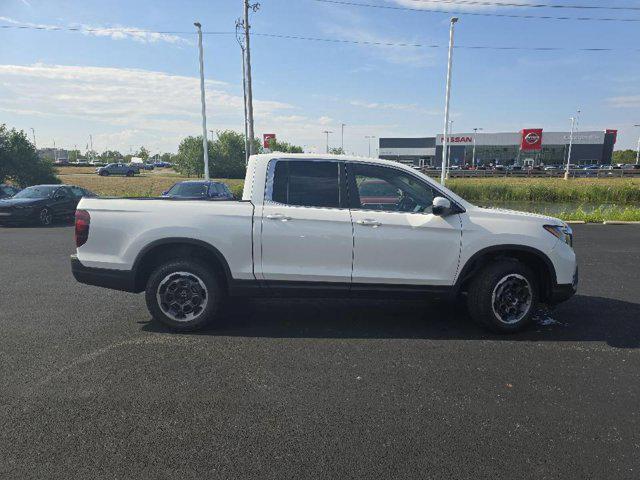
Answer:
(209, 129, 215, 142)
(30, 128, 36, 149)
(341, 123, 346, 152)
(194, 22, 210, 180)
(365, 136, 376, 158)
(440, 17, 458, 186)
(634, 124, 640, 165)
(323, 130, 333, 154)
(472, 127, 483, 167)
(243, 0, 259, 156)
(235, 18, 250, 164)
(564, 110, 580, 180)
(447, 120, 454, 176)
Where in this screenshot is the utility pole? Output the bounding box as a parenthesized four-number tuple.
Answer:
(53, 139, 57, 161)
(194, 22, 210, 180)
(209, 129, 215, 142)
(323, 130, 333, 153)
(243, 0, 259, 156)
(365, 135, 376, 158)
(30, 128, 36, 149)
(440, 17, 458, 186)
(236, 18, 250, 164)
(634, 124, 640, 165)
(341, 123, 346, 152)
(472, 127, 483, 168)
(564, 110, 580, 180)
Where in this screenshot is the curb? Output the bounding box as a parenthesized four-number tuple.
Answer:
(602, 221, 640, 225)
(564, 221, 586, 224)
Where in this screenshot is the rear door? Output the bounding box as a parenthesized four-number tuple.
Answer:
(259, 159, 353, 283)
(52, 186, 76, 219)
(347, 162, 462, 286)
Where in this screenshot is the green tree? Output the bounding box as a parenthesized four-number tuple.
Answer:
(100, 150, 122, 162)
(135, 146, 150, 161)
(160, 152, 173, 163)
(173, 130, 261, 179)
(267, 138, 303, 153)
(0, 124, 59, 187)
(328, 147, 344, 155)
(612, 149, 637, 164)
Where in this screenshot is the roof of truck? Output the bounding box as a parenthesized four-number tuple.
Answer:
(250, 153, 401, 167)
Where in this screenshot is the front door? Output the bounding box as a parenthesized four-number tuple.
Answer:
(346, 162, 462, 286)
(259, 159, 353, 283)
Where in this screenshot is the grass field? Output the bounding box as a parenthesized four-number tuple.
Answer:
(55, 170, 640, 221)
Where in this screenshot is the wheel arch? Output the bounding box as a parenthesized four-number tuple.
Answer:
(454, 245, 558, 302)
(132, 238, 232, 293)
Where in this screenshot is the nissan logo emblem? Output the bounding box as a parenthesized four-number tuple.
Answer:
(525, 132, 540, 145)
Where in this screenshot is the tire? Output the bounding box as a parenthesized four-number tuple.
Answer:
(100, 171, 109, 176)
(145, 259, 222, 331)
(38, 207, 53, 226)
(466, 259, 538, 334)
(126, 170, 134, 177)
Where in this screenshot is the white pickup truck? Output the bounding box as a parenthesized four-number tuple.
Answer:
(71, 153, 577, 333)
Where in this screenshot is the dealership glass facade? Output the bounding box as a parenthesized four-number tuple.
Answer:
(379, 131, 616, 168)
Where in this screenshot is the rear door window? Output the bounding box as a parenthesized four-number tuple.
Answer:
(271, 160, 340, 208)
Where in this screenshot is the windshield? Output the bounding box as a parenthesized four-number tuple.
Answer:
(167, 182, 208, 197)
(13, 186, 57, 199)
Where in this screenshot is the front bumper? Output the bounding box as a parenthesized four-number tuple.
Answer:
(0, 208, 37, 224)
(71, 254, 138, 292)
(548, 266, 578, 305)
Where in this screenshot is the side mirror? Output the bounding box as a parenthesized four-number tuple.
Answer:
(432, 196, 452, 216)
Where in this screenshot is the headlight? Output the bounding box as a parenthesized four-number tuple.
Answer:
(544, 224, 573, 246)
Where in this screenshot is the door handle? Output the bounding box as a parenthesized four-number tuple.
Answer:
(266, 213, 292, 221)
(357, 219, 381, 227)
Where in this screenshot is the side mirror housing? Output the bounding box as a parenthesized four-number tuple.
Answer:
(432, 196, 452, 216)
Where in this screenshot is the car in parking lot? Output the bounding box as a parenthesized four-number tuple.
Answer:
(161, 180, 234, 200)
(96, 163, 139, 177)
(71, 153, 577, 334)
(1, 184, 20, 199)
(0, 184, 97, 226)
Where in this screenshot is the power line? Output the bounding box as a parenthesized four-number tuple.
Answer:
(1, 22, 639, 51)
(311, 0, 640, 22)
(409, 0, 640, 12)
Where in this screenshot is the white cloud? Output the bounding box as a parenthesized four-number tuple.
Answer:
(0, 16, 188, 44)
(349, 99, 440, 114)
(607, 95, 640, 108)
(0, 63, 294, 152)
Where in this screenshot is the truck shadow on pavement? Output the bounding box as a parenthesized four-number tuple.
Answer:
(141, 294, 640, 349)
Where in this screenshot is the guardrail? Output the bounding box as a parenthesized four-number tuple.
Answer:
(418, 168, 640, 178)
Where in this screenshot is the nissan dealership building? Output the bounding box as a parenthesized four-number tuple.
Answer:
(378, 129, 617, 168)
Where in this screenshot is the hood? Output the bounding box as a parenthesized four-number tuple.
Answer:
(0, 197, 48, 208)
(470, 205, 564, 225)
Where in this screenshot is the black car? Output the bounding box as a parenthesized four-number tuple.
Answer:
(161, 180, 234, 200)
(0, 184, 20, 199)
(0, 184, 97, 226)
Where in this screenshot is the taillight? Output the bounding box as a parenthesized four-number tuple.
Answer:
(75, 209, 90, 247)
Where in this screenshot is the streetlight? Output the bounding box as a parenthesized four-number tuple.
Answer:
(323, 130, 333, 154)
(472, 127, 483, 167)
(634, 124, 640, 165)
(440, 17, 458, 186)
(564, 110, 581, 180)
(30, 128, 36, 149)
(209, 129, 215, 142)
(365, 136, 376, 158)
(447, 120, 454, 177)
(194, 21, 210, 180)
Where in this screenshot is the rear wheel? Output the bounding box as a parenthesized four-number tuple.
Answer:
(467, 259, 537, 333)
(145, 259, 221, 331)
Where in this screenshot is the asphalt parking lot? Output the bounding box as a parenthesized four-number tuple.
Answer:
(1, 225, 639, 479)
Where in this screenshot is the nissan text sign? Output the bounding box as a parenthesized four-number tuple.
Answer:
(521, 128, 543, 151)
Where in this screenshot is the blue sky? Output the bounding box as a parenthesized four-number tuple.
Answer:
(0, 0, 639, 155)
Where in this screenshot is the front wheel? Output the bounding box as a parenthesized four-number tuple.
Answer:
(145, 259, 221, 331)
(126, 170, 134, 177)
(467, 260, 537, 334)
